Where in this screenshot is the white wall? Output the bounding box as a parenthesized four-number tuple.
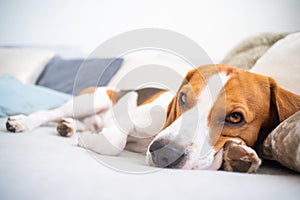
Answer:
(0, 0, 299, 61)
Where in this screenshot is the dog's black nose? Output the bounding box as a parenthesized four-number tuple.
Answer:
(149, 140, 184, 168)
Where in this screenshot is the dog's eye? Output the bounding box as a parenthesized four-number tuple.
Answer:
(225, 112, 244, 124)
(178, 92, 188, 107)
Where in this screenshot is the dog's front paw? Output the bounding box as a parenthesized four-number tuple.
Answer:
(6, 115, 29, 133)
(57, 118, 75, 137)
(223, 141, 261, 173)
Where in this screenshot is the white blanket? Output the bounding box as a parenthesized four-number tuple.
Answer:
(0, 118, 299, 200)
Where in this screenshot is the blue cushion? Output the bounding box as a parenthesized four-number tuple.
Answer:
(0, 74, 71, 117)
(36, 56, 123, 94)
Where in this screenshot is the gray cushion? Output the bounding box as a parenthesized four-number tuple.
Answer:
(36, 56, 123, 94)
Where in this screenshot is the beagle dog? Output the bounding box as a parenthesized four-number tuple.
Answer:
(6, 64, 300, 173)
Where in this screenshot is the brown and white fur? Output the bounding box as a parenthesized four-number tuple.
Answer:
(6, 64, 300, 173)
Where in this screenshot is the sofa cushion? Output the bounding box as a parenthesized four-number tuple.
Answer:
(251, 32, 300, 95)
(259, 111, 300, 172)
(36, 56, 123, 94)
(221, 33, 288, 70)
(0, 74, 71, 117)
(0, 48, 54, 84)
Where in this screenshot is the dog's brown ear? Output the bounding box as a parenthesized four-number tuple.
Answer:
(163, 69, 197, 129)
(269, 77, 300, 122)
(163, 97, 180, 129)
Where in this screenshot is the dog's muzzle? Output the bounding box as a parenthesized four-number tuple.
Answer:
(149, 140, 185, 168)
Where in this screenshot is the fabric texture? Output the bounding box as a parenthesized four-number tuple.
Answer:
(0, 74, 71, 117)
(259, 111, 300, 172)
(36, 56, 123, 94)
(221, 32, 289, 70)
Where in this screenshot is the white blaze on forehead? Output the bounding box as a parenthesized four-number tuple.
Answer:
(182, 72, 229, 169)
(206, 72, 230, 103)
(147, 72, 230, 169)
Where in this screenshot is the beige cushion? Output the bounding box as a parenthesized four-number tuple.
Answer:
(260, 111, 300, 172)
(250, 32, 300, 95)
(0, 48, 55, 84)
(221, 33, 288, 70)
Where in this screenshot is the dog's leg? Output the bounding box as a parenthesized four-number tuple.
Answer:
(222, 141, 261, 173)
(6, 88, 112, 133)
(77, 107, 131, 156)
(77, 91, 140, 156)
(57, 115, 103, 137)
(6, 109, 68, 133)
(77, 127, 127, 156)
(57, 118, 87, 137)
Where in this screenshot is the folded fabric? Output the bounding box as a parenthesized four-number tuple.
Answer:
(0, 74, 71, 117)
(36, 56, 123, 95)
(259, 111, 300, 172)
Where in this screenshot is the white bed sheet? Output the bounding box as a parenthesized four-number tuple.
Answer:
(0, 118, 299, 200)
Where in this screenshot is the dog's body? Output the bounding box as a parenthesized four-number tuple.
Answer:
(6, 64, 300, 172)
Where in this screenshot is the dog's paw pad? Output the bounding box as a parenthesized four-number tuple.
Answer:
(223, 142, 261, 173)
(57, 119, 75, 137)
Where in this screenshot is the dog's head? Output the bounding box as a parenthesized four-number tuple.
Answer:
(146, 64, 300, 170)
